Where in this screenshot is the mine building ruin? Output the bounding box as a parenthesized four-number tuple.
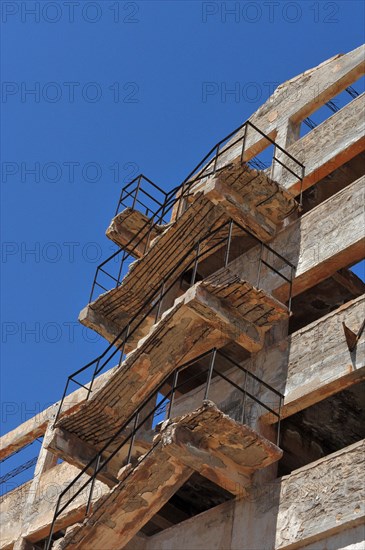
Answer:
(1, 44, 365, 550)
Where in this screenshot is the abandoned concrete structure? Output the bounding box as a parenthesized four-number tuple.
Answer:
(1, 44, 364, 550)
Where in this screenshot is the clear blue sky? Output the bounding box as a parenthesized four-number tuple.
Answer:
(1, 1, 365, 437)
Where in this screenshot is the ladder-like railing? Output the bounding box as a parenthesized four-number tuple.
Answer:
(115, 174, 169, 221)
(55, 218, 295, 425)
(90, 120, 305, 302)
(45, 347, 284, 550)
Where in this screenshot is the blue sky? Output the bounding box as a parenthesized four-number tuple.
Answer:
(1, 0, 364, 445)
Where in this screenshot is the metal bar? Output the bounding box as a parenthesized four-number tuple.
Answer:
(217, 349, 284, 397)
(241, 369, 248, 424)
(272, 156, 301, 181)
(300, 165, 305, 207)
(143, 220, 154, 254)
(98, 267, 119, 283)
(116, 251, 126, 287)
(87, 360, 100, 399)
(240, 123, 248, 164)
(270, 144, 276, 181)
(224, 220, 233, 267)
(45, 498, 61, 550)
(288, 266, 295, 312)
(131, 176, 142, 210)
(118, 323, 130, 365)
(247, 121, 305, 168)
(54, 378, 70, 425)
(191, 241, 200, 285)
(213, 144, 220, 173)
(86, 454, 101, 516)
(126, 411, 140, 464)
(155, 280, 165, 323)
(261, 259, 292, 283)
(276, 396, 283, 446)
(203, 348, 217, 400)
(167, 370, 179, 419)
(48, 344, 283, 542)
(68, 378, 90, 392)
(257, 242, 264, 287)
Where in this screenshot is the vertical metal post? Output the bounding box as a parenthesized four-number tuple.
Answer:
(167, 369, 179, 419)
(190, 241, 200, 286)
(54, 379, 70, 425)
(203, 348, 217, 400)
(144, 219, 154, 254)
(270, 145, 277, 181)
(241, 369, 248, 424)
(159, 202, 166, 225)
(224, 220, 233, 267)
(45, 498, 61, 550)
(119, 323, 130, 363)
(117, 251, 126, 287)
(256, 242, 264, 288)
(176, 185, 186, 221)
(132, 176, 142, 210)
(155, 280, 165, 323)
(240, 123, 248, 165)
(90, 271, 97, 302)
(299, 165, 305, 208)
(126, 411, 140, 464)
(288, 266, 294, 313)
(87, 360, 100, 399)
(213, 144, 220, 174)
(86, 453, 101, 516)
(276, 396, 283, 447)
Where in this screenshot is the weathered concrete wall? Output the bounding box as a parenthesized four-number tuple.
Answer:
(211, 45, 365, 173)
(277, 93, 365, 193)
(298, 524, 365, 550)
(171, 296, 365, 428)
(0, 483, 26, 550)
(144, 441, 365, 550)
(0, 462, 109, 548)
(227, 175, 365, 301)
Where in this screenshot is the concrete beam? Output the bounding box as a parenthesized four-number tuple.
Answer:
(161, 401, 281, 497)
(170, 296, 365, 428)
(0, 462, 109, 549)
(52, 403, 282, 550)
(227, 176, 365, 302)
(106, 208, 164, 257)
(143, 440, 365, 550)
(217, 44, 365, 163)
(0, 369, 114, 462)
(46, 428, 119, 488)
(278, 93, 365, 195)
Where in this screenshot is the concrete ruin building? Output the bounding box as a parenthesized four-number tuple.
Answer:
(1, 44, 365, 550)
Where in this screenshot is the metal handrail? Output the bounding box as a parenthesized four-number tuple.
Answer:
(115, 174, 169, 221)
(55, 218, 295, 425)
(90, 120, 304, 302)
(45, 347, 284, 549)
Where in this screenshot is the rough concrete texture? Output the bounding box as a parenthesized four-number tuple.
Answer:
(51, 402, 281, 549)
(0, 462, 109, 549)
(143, 440, 364, 550)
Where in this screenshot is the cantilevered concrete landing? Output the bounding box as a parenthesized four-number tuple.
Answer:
(80, 163, 295, 347)
(107, 161, 297, 254)
(49, 269, 288, 469)
(189, 158, 298, 226)
(106, 208, 167, 258)
(51, 402, 282, 550)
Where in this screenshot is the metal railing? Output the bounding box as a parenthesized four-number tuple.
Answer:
(55, 218, 295, 425)
(45, 347, 283, 549)
(89, 120, 304, 302)
(115, 174, 169, 221)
